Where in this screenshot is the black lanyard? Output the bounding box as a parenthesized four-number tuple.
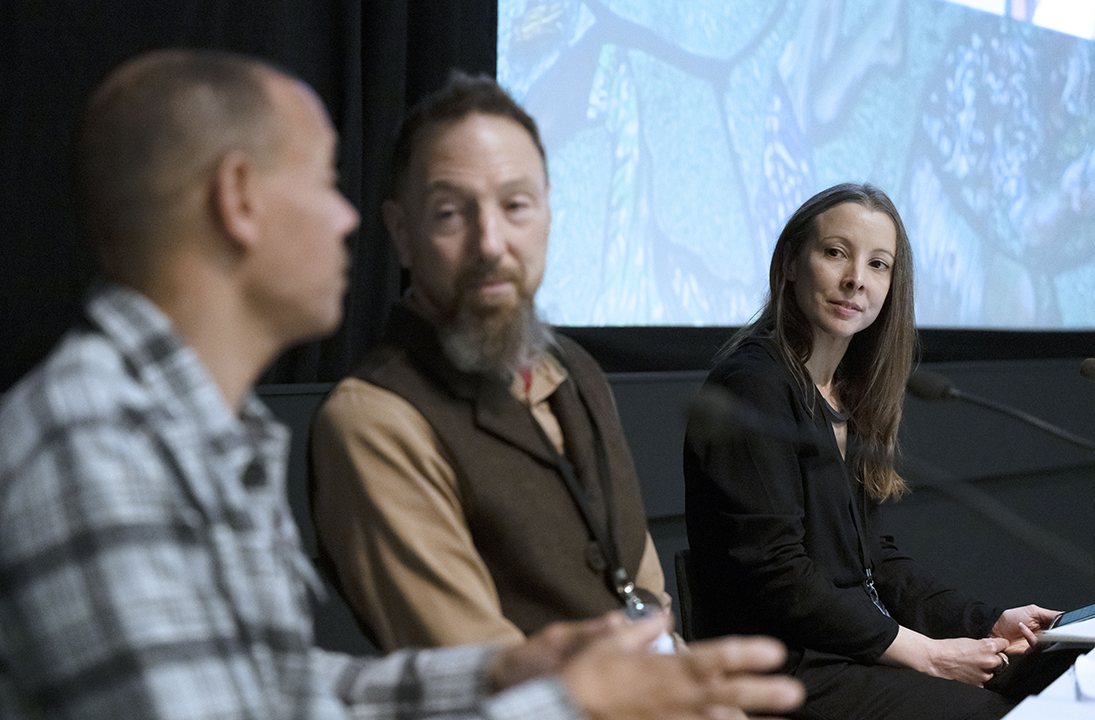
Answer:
(821, 395, 890, 617)
(527, 375, 645, 611)
(847, 475, 891, 617)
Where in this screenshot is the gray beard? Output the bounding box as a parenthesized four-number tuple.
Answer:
(438, 299, 553, 378)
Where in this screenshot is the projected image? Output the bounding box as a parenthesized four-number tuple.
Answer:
(498, 0, 1095, 328)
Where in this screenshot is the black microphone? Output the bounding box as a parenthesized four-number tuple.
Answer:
(687, 384, 891, 465)
(905, 370, 955, 401)
(687, 384, 808, 448)
(1080, 358, 1095, 381)
(906, 370, 1095, 454)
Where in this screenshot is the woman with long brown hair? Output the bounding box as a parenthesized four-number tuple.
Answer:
(684, 183, 1057, 719)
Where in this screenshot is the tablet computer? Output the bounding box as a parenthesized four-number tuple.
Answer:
(1050, 602, 1095, 629)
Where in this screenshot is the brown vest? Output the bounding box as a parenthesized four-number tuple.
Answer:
(354, 303, 650, 636)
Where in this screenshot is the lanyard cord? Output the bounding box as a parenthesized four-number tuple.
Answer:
(526, 376, 643, 608)
(846, 472, 891, 616)
(821, 392, 890, 617)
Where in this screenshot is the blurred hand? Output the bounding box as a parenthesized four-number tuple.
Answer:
(489, 612, 633, 692)
(557, 614, 804, 720)
(989, 605, 1059, 655)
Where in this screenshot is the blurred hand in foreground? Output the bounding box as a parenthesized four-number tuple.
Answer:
(491, 612, 804, 720)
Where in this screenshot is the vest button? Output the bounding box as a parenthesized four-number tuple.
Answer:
(585, 541, 607, 572)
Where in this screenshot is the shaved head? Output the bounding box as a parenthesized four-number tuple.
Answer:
(76, 49, 288, 283)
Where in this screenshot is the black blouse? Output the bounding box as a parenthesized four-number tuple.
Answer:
(683, 336, 1001, 664)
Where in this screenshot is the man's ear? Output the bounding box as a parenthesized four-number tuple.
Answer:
(381, 198, 413, 269)
(213, 151, 262, 248)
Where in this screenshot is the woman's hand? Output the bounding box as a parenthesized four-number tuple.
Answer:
(882, 626, 1008, 687)
(989, 605, 1059, 655)
(921, 636, 1010, 686)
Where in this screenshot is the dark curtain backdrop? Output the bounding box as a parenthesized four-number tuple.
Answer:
(0, 0, 497, 393)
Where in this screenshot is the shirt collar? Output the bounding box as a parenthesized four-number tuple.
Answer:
(510, 351, 567, 405)
(85, 283, 283, 456)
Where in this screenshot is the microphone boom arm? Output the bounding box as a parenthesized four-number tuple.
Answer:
(948, 387, 1095, 455)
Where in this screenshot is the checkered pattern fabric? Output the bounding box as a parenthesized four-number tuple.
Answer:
(0, 284, 579, 720)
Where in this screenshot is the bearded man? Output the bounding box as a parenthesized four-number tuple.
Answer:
(308, 74, 671, 652)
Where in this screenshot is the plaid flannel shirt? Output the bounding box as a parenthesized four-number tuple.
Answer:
(0, 284, 581, 720)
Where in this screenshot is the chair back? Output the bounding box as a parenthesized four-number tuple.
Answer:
(674, 548, 706, 642)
